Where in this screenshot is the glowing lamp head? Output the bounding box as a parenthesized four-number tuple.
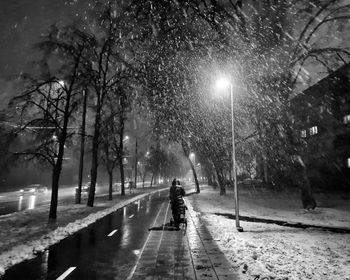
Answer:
(216, 78, 231, 91)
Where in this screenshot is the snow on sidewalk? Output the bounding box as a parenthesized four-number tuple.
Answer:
(187, 185, 350, 280)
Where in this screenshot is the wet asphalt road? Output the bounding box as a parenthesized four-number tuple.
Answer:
(2, 190, 168, 280)
(0, 186, 105, 216)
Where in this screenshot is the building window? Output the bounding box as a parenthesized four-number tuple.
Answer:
(301, 130, 307, 138)
(344, 115, 350, 124)
(310, 126, 318, 135)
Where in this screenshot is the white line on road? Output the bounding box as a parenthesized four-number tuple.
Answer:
(56, 267, 76, 280)
(128, 214, 134, 218)
(108, 229, 118, 237)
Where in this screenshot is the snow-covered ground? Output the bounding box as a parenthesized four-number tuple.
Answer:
(1, 183, 349, 279)
(187, 185, 350, 280)
(0, 186, 167, 276)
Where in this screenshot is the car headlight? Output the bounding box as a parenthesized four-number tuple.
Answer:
(30, 189, 35, 192)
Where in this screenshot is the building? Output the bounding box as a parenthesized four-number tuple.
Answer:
(291, 63, 350, 189)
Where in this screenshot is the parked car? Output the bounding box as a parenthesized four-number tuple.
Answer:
(75, 182, 90, 196)
(19, 184, 49, 195)
(82, 182, 90, 193)
(113, 182, 133, 192)
(35, 185, 49, 194)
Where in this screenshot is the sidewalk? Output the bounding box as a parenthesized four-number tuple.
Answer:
(128, 197, 238, 280)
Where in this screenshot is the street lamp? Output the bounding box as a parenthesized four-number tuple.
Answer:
(189, 152, 195, 164)
(216, 77, 244, 232)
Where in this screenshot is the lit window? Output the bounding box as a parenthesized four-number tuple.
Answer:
(309, 126, 318, 135)
(344, 115, 350, 124)
(347, 158, 350, 168)
(301, 130, 307, 138)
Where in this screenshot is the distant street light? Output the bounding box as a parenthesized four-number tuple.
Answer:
(58, 80, 65, 87)
(215, 77, 244, 232)
(189, 152, 195, 163)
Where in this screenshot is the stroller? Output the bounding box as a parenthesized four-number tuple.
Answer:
(169, 183, 188, 230)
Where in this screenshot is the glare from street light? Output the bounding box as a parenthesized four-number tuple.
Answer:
(215, 77, 231, 91)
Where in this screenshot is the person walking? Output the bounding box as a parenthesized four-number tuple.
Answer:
(169, 178, 186, 229)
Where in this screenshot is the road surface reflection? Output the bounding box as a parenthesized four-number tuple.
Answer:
(14, 194, 38, 212)
(3, 190, 168, 280)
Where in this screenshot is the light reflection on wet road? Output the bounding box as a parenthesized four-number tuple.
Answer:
(0, 194, 44, 215)
(0, 186, 105, 216)
(2, 191, 168, 280)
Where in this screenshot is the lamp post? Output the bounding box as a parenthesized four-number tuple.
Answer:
(216, 78, 244, 232)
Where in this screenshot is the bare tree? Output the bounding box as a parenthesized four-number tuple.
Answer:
(10, 24, 92, 219)
(84, 2, 138, 206)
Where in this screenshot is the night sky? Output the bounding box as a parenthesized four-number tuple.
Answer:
(0, 0, 90, 80)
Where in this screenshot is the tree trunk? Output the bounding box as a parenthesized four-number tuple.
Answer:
(49, 164, 60, 220)
(142, 171, 146, 188)
(181, 140, 200, 193)
(87, 95, 101, 207)
(119, 126, 125, 196)
(150, 173, 154, 187)
(300, 164, 317, 209)
(76, 89, 87, 204)
(188, 157, 200, 193)
(134, 138, 138, 188)
(215, 168, 226, 195)
(108, 170, 113, 201)
(263, 154, 268, 184)
(49, 137, 66, 219)
(49, 88, 71, 219)
(49, 132, 66, 220)
(88, 142, 98, 207)
(119, 160, 125, 196)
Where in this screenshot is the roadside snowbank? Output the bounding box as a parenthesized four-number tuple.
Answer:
(187, 185, 350, 280)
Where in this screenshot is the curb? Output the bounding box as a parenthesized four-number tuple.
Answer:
(213, 212, 350, 234)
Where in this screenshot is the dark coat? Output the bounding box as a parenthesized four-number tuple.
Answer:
(169, 185, 186, 222)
